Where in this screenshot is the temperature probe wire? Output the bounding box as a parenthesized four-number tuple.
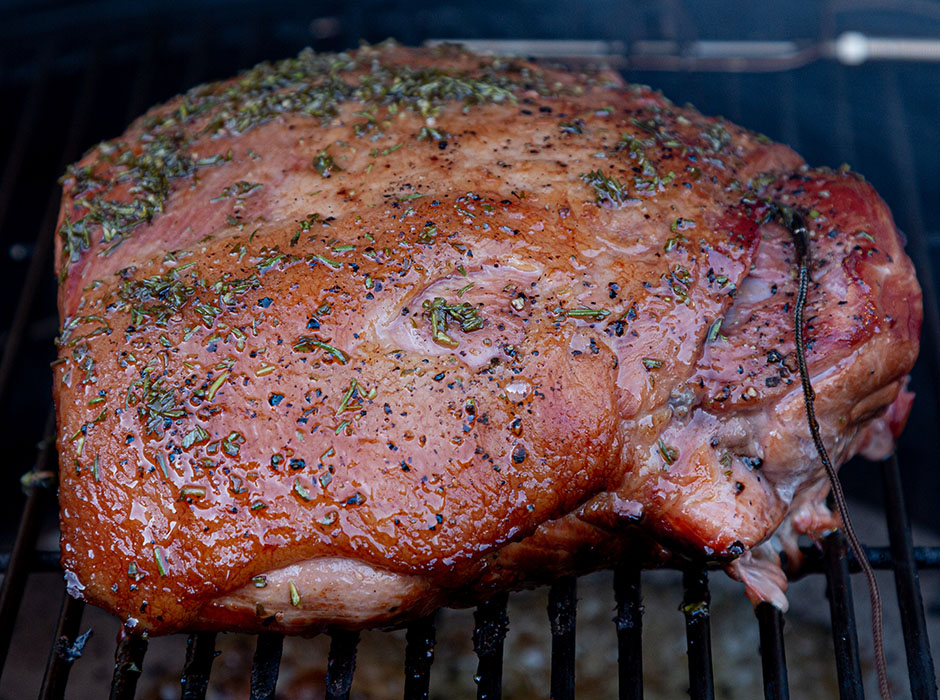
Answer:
(785, 206, 892, 700)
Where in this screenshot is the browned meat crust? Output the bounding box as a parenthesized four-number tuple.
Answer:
(53, 43, 921, 634)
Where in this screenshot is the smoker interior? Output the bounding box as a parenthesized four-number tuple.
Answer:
(0, 1, 938, 698)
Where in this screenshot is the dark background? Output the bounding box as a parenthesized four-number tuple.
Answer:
(0, 0, 938, 549)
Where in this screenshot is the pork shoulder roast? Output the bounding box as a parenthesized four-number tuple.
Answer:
(53, 43, 921, 635)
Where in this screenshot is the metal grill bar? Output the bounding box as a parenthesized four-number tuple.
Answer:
(799, 545, 940, 574)
(878, 64, 940, 415)
(109, 632, 148, 700)
(0, 58, 103, 682)
(756, 602, 790, 700)
(681, 567, 715, 700)
(38, 592, 86, 700)
(548, 576, 577, 700)
(0, 48, 99, 406)
(0, 550, 60, 572)
(180, 631, 217, 700)
(0, 45, 54, 234)
(123, 37, 159, 125)
(613, 566, 643, 700)
(0, 51, 103, 680)
(248, 632, 283, 699)
(325, 629, 360, 700)
(473, 592, 509, 700)
(0, 410, 55, 680)
(882, 455, 939, 699)
(403, 614, 436, 700)
(823, 532, 865, 700)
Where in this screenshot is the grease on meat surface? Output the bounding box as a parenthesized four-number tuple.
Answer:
(54, 43, 921, 634)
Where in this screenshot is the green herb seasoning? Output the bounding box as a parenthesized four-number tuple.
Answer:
(579, 170, 628, 207)
(312, 150, 340, 178)
(153, 547, 168, 577)
(181, 425, 210, 449)
(657, 438, 679, 466)
(57, 46, 531, 279)
(422, 297, 484, 348)
(313, 254, 342, 270)
(288, 581, 302, 607)
(418, 125, 448, 141)
(119, 271, 194, 328)
(293, 337, 349, 363)
(293, 479, 313, 501)
(212, 180, 263, 201)
(706, 318, 724, 343)
(564, 308, 610, 320)
(128, 376, 185, 436)
(156, 452, 170, 479)
(206, 371, 230, 401)
(700, 122, 731, 152)
(336, 379, 359, 414)
(222, 431, 245, 457)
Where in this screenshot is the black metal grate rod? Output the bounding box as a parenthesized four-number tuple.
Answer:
(248, 632, 283, 700)
(882, 455, 939, 699)
(325, 629, 361, 700)
(38, 591, 86, 700)
(404, 614, 437, 700)
(109, 632, 148, 700)
(613, 566, 643, 700)
(878, 63, 940, 417)
(823, 531, 865, 700)
(548, 576, 577, 700)
(0, 44, 55, 234)
(756, 602, 790, 700)
(180, 631, 217, 700)
(682, 566, 715, 700)
(0, 410, 56, 682)
(473, 592, 509, 700)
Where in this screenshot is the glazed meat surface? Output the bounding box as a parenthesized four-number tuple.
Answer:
(54, 44, 921, 634)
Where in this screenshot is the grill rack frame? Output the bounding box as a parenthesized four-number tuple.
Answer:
(0, 13, 938, 700)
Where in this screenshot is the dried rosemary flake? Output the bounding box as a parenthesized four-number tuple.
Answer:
(580, 169, 628, 207)
(657, 438, 679, 466)
(422, 297, 484, 348)
(564, 308, 610, 320)
(707, 318, 724, 343)
(206, 370, 230, 401)
(180, 485, 206, 499)
(288, 581, 302, 607)
(293, 479, 313, 501)
(153, 547, 168, 577)
(312, 150, 340, 178)
(336, 379, 358, 414)
(292, 337, 349, 363)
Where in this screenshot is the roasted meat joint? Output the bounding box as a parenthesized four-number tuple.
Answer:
(53, 43, 921, 635)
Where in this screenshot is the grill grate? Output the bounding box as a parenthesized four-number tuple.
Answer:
(6, 464, 938, 698)
(1, 4, 939, 699)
